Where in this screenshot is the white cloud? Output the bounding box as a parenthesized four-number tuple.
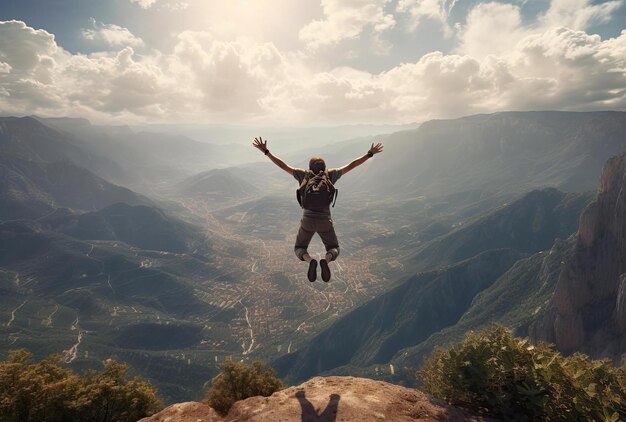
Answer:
(541, 0, 623, 30)
(81, 18, 144, 48)
(299, 0, 395, 50)
(167, 31, 292, 117)
(397, 0, 458, 36)
(130, 0, 158, 9)
(458, 2, 526, 59)
(160, 2, 189, 11)
(382, 27, 626, 117)
(0, 2, 625, 126)
(0, 20, 62, 112)
(457, 0, 625, 59)
(260, 25, 626, 123)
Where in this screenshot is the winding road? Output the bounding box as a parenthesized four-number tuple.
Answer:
(7, 300, 27, 327)
(239, 300, 256, 355)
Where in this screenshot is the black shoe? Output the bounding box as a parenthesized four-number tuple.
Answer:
(320, 259, 331, 282)
(307, 259, 317, 282)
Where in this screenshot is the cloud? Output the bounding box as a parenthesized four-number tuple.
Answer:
(397, 0, 458, 36)
(81, 18, 145, 48)
(0, 20, 62, 112)
(160, 2, 189, 11)
(382, 27, 626, 117)
(541, 0, 623, 30)
(0, 22, 298, 122)
(0, 2, 625, 125)
(458, 2, 526, 59)
(167, 31, 292, 117)
(130, 0, 189, 11)
(260, 25, 626, 123)
(299, 0, 395, 50)
(457, 0, 625, 59)
(130, 0, 158, 9)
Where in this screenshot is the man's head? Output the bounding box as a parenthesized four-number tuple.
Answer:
(309, 157, 326, 174)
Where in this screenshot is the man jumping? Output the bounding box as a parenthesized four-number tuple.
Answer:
(252, 137, 383, 282)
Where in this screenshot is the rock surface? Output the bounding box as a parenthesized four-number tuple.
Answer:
(531, 151, 626, 360)
(139, 401, 221, 422)
(140, 376, 482, 421)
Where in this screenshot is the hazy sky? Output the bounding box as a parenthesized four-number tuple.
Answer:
(0, 0, 625, 125)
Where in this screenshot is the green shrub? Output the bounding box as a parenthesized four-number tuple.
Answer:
(418, 326, 626, 421)
(73, 359, 162, 421)
(0, 350, 78, 421)
(205, 359, 285, 414)
(0, 349, 161, 422)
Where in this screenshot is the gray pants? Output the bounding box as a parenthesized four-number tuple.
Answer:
(294, 213, 340, 261)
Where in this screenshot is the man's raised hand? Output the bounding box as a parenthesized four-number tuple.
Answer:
(369, 142, 384, 155)
(253, 137, 268, 154)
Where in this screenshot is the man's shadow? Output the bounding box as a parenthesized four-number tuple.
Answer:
(295, 390, 341, 422)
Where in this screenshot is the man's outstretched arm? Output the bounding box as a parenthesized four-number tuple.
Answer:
(252, 136, 294, 175)
(339, 142, 383, 175)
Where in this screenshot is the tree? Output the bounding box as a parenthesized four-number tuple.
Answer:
(73, 359, 161, 422)
(0, 350, 79, 421)
(0, 350, 161, 422)
(205, 359, 285, 414)
(418, 326, 626, 421)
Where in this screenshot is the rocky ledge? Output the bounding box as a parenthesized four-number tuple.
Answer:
(140, 376, 483, 421)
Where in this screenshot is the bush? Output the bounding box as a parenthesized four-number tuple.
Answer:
(73, 359, 162, 421)
(0, 349, 161, 422)
(418, 326, 626, 421)
(205, 359, 285, 414)
(0, 350, 78, 421)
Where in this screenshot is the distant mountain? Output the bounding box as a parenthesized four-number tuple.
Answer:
(37, 118, 207, 186)
(358, 150, 626, 381)
(340, 111, 626, 200)
(0, 117, 233, 402)
(131, 122, 419, 149)
(39, 203, 205, 253)
(175, 168, 257, 200)
(39, 117, 255, 187)
(0, 156, 151, 220)
(0, 116, 86, 162)
(4, 110, 626, 404)
(0, 116, 131, 184)
(274, 249, 526, 383)
(410, 188, 593, 270)
(273, 187, 592, 383)
(391, 235, 576, 374)
(410, 151, 626, 366)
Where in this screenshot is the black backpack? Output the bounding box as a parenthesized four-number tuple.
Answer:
(296, 170, 338, 211)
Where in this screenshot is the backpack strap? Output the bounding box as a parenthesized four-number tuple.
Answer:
(296, 170, 312, 208)
(299, 170, 312, 189)
(296, 189, 302, 207)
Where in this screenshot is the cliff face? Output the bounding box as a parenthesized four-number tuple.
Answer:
(531, 152, 626, 360)
(140, 376, 483, 422)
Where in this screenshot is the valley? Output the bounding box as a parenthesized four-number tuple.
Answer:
(173, 193, 409, 359)
(2, 111, 626, 403)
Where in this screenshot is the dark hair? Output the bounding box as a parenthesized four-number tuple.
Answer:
(309, 157, 326, 174)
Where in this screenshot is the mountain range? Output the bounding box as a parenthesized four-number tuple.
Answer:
(2, 110, 626, 403)
(273, 188, 593, 382)
(275, 146, 626, 387)
(339, 111, 626, 199)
